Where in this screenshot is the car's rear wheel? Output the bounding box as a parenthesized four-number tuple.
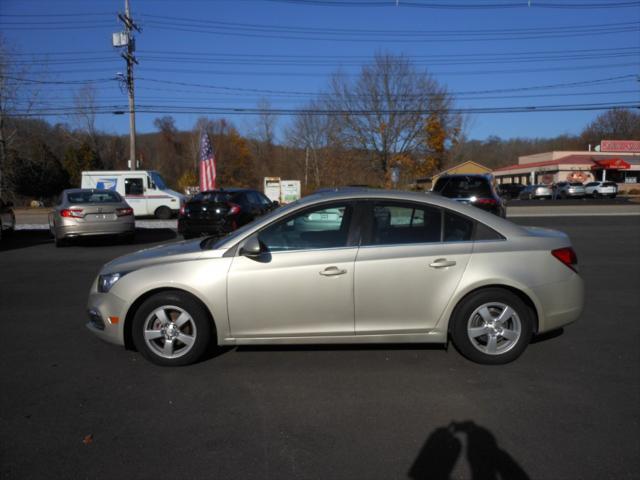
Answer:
(451, 288, 533, 365)
(154, 206, 172, 220)
(132, 291, 212, 366)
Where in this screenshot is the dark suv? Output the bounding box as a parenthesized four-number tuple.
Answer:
(432, 174, 506, 217)
(178, 188, 279, 239)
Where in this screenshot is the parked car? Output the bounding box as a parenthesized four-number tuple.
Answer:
(554, 182, 586, 199)
(432, 174, 506, 217)
(518, 184, 553, 200)
(496, 183, 525, 200)
(0, 198, 16, 241)
(87, 189, 584, 366)
(49, 189, 135, 247)
(178, 188, 278, 239)
(584, 181, 617, 198)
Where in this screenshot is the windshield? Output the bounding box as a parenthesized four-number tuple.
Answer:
(67, 190, 121, 204)
(149, 171, 168, 190)
(202, 200, 301, 250)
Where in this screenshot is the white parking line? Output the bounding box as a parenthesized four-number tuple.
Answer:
(508, 212, 640, 218)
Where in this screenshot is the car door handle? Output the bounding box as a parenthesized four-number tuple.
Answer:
(429, 258, 457, 269)
(319, 266, 347, 276)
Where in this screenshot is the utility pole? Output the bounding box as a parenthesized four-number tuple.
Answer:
(113, 0, 140, 170)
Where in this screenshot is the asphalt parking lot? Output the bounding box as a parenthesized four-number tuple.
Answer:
(1, 216, 639, 479)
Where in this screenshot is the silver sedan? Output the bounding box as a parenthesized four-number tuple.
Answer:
(87, 189, 584, 366)
(49, 189, 135, 247)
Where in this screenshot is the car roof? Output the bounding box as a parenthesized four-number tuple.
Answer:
(199, 188, 253, 194)
(63, 188, 119, 194)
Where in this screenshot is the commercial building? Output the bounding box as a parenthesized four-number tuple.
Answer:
(493, 140, 640, 187)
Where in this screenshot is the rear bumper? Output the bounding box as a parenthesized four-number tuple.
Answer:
(56, 220, 135, 238)
(532, 273, 584, 333)
(178, 218, 233, 235)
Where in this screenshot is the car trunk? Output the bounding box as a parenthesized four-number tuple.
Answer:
(68, 203, 121, 223)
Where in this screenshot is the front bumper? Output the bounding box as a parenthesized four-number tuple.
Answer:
(86, 288, 128, 346)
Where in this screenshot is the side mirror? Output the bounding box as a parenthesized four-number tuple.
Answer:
(240, 235, 262, 257)
(271, 201, 279, 208)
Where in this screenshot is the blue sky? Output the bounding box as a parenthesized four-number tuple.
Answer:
(1, 0, 639, 142)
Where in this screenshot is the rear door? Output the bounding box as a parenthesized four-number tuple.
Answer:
(354, 201, 472, 334)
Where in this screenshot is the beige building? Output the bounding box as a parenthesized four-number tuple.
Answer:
(430, 161, 492, 184)
(493, 148, 640, 186)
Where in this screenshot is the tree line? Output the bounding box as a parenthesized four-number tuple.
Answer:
(2, 46, 639, 204)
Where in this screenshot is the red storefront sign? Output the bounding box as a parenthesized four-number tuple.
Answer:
(592, 158, 631, 170)
(600, 140, 640, 153)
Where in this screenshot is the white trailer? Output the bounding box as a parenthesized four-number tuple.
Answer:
(81, 170, 184, 219)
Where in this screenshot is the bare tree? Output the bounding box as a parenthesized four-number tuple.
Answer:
(72, 83, 99, 150)
(0, 36, 45, 197)
(285, 100, 328, 187)
(581, 108, 640, 146)
(325, 53, 457, 181)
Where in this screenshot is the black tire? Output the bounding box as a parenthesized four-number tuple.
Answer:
(121, 232, 136, 244)
(154, 206, 172, 220)
(594, 191, 601, 199)
(450, 288, 534, 365)
(132, 291, 213, 366)
(54, 235, 68, 248)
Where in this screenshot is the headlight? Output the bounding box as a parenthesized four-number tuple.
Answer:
(98, 272, 127, 293)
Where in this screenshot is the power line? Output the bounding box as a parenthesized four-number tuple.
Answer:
(8, 101, 639, 117)
(263, 0, 640, 9)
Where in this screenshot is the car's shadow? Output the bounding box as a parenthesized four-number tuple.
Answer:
(234, 343, 447, 353)
(0, 228, 177, 252)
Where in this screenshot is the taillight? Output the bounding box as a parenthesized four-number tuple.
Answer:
(116, 207, 133, 217)
(475, 198, 497, 205)
(552, 247, 578, 272)
(179, 204, 186, 216)
(227, 203, 241, 215)
(60, 208, 84, 218)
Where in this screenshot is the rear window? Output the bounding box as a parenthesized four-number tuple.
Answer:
(433, 176, 492, 197)
(569, 182, 583, 186)
(67, 191, 121, 204)
(193, 192, 230, 203)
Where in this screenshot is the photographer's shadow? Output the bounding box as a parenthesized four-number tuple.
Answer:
(409, 421, 529, 480)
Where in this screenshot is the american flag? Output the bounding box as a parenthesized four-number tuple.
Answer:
(199, 131, 217, 191)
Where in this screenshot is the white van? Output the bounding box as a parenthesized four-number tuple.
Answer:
(81, 170, 184, 219)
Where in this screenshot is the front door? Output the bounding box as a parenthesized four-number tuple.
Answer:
(227, 202, 358, 338)
(354, 202, 472, 334)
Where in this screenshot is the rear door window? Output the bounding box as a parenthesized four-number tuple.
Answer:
(365, 203, 442, 246)
(444, 211, 474, 242)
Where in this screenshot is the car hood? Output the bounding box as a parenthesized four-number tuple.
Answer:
(102, 239, 212, 273)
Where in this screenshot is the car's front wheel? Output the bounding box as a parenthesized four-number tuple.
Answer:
(451, 288, 534, 365)
(132, 291, 212, 366)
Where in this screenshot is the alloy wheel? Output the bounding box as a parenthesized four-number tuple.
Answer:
(466, 302, 522, 356)
(143, 305, 197, 359)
